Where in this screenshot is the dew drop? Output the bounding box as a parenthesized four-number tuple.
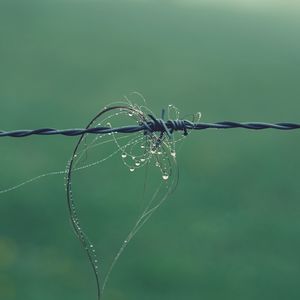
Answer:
(129, 168, 135, 172)
(121, 153, 127, 158)
(140, 158, 145, 162)
(162, 174, 169, 180)
(141, 145, 145, 149)
(135, 161, 141, 166)
(171, 150, 176, 158)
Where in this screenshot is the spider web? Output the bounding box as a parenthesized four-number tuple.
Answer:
(0, 94, 201, 300)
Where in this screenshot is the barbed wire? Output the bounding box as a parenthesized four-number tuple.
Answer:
(1, 115, 300, 138)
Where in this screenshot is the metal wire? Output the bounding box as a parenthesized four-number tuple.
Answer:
(1, 115, 300, 138)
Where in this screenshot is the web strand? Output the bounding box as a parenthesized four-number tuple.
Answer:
(65, 103, 185, 299)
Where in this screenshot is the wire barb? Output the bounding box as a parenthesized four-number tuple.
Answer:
(1, 119, 300, 138)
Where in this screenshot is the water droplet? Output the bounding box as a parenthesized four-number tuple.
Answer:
(162, 174, 169, 180)
(132, 156, 136, 160)
(155, 162, 160, 167)
(140, 158, 145, 162)
(157, 151, 162, 155)
(121, 153, 127, 158)
(129, 168, 135, 172)
(171, 150, 176, 158)
(141, 145, 145, 149)
(128, 113, 133, 117)
(135, 161, 140, 166)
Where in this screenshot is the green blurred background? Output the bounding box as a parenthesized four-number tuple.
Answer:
(1, 0, 300, 299)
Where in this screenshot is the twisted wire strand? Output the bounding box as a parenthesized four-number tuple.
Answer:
(1, 117, 300, 138)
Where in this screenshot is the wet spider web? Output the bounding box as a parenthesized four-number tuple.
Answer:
(0, 94, 201, 299)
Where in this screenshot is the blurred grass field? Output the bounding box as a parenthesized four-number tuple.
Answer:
(1, 1, 300, 299)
